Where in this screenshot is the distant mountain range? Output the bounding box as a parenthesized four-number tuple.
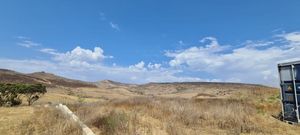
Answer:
(0, 69, 275, 92)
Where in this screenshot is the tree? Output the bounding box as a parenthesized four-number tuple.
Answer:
(0, 83, 47, 106)
(22, 84, 47, 106)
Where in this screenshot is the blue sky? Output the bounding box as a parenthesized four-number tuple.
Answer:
(1, 0, 300, 86)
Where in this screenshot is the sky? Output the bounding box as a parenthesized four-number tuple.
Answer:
(0, 0, 300, 86)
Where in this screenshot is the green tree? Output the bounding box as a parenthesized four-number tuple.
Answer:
(21, 84, 47, 106)
(0, 83, 47, 106)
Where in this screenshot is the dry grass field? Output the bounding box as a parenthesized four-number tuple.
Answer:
(17, 107, 82, 135)
(0, 106, 34, 135)
(1, 69, 300, 135)
(66, 87, 300, 135)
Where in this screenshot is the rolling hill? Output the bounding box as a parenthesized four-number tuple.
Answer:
(0, 69, 96, 88)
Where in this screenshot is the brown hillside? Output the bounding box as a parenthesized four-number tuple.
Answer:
(0, 69, 96, 88)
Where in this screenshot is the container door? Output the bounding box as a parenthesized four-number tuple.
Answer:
(295, 65, 300, 82)
(279, 66, 298, 122)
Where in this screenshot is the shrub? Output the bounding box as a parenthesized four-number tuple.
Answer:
(92, 110, 129, 135)
(0, 83, 22, 106)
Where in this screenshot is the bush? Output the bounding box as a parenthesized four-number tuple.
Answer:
(0, 83, 22, 106)
(92, 110, 129, 135)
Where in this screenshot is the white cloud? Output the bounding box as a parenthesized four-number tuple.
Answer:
(129, 61, 145, 70)
(110, 22, 120, 31)
(17, 40, 40, 48)
(280, 32, 300, 42)
(35, 47, 203, 83)
(166, 33, 300, 86)
(243, 40, 274, 47)
(54, 46, 106, 62)
(40, 48, 57, 54)
(147, 63, 161, 69)
(166, 37, 227, 68)
(98, 12, 120, 31)
(0, 58, 203, 84)
(41, 46, 112, 66)
(200, 36, 219, 48)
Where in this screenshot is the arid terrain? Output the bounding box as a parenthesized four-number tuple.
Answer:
(0, 69, 299, 135)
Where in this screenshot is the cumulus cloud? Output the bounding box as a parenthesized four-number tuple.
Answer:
(166, 33, 300, 86)
(280, 32, 300, 42)
(129, 61, 146, 70)
(166, 37, 228, 68)
(54, 46, 108, 62)
(147, 63, 161, 69)
(129, 61, 162, 70)
(3, 46, 198, 83)
(41, 46, 112, 66)
(200, 37, 219, 48)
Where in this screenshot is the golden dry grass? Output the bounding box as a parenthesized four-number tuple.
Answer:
(0, 106, 82, 135)
(72, 98, 261, 134)
(69, 90, 300, 135)
(0, 106, 34, 135)
(36, 92, 101, 104)
(2, 82, 300, 135)
(16, 107, 82, 135)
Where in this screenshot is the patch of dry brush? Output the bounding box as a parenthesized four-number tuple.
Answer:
(16, 107, 82, 135)
(69, 96, 284, 135)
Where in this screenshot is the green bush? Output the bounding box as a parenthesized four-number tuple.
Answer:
(0, 83, 47, 106)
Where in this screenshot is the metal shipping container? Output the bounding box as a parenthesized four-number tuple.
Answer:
(278, 61, 300, 123)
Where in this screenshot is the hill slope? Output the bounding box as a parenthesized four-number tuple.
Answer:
(0, 69, 96, 88)
(94, 80, 277, 97)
